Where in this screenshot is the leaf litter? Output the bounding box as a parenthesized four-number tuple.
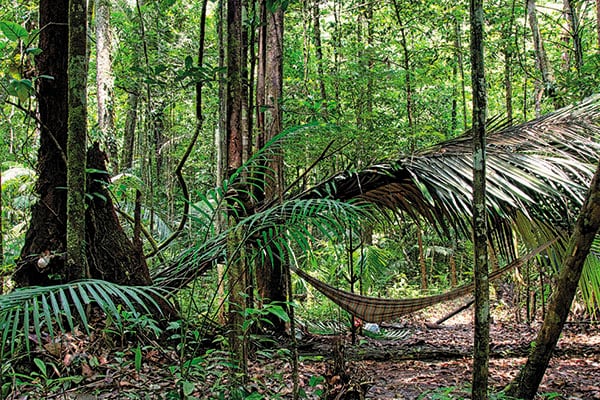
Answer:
(4, 299, 599, 399)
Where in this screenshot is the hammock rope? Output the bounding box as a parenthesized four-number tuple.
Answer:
(293, 242, 552, 323)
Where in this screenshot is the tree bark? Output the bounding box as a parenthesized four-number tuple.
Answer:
(527, 0, 559, 113)
(562, 0, 583, 73)
(506, 161, 600, 399)
(226, 0, 248, 381)
(85, 143, 152, 286)
(15, 0, 156, 293)
(503, 49, 513, 125)
(15, 0, 69, 286)
(470, 0, 489, 397)
(256, 0, 286, 334)
(391, 1, 415, 142)
(455, 16, 468, 131)
(95, 0, 118, 174)
(120, 92, 138, 171)
(66, 0, 89, 277)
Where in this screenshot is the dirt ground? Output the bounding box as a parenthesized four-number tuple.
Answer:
(290, 302, 600, 399)
(5, 300, 599, 399)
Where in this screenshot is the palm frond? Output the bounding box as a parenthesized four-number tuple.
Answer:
(0, 280, 167, 358)
(299, 95, 600, 253)
(153, 197, 378, 291)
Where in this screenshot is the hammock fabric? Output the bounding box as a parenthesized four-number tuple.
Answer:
(293, 243, 551, 323)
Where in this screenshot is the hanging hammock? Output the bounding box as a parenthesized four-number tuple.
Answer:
(292, 242, 552, 323)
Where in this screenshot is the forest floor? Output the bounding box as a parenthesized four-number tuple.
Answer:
(5, 299, 600, 399)
(292, 309, 600, 399)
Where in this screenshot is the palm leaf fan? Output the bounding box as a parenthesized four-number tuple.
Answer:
(297, 95, 600, 253)
(0, 280, 166, 357)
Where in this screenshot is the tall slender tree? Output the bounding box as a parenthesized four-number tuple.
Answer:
(225, 0, 249, 382)
(527, 0, 559, 113)
(470, 0, 489, 397)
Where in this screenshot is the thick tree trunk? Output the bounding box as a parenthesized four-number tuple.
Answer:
(256, 0, 286, 334)
(470, 0, 490, 397)
(15, 0, 69, 286)
(506, 161, 600, 399)
(86, 144, 152, 286)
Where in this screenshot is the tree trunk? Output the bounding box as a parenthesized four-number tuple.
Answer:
(562, 0, 583, 73)
(215, 0, 228, 325)
(95, 0, 118, 174)
(527, 0, 559, 113)
(470, 0, 489, 396)
(418, 228, 427, 290)
(85, 143, 152, 286)
(15, 0, 69, 287)
(256, 0, 286, 333)
(506, 160, 600, 399)
(120, 92, 138, 171)
(226, 0, 248, 382)
(503, 49, 513, 124)
(66, 0, 89, 277)
(455, 16, 468, 131)
(391, 1, 415, 142)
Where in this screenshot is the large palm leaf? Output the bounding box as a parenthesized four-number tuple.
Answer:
(298, 95, 600, 253)
(0, 280, 166, 357)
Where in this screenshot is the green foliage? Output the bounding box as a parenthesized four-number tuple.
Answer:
(0, 280, 167, 359)
(1, 163, 35, 274)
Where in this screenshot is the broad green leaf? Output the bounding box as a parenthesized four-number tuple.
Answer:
(266, 305, 290, 322)
(0, 21, 28, 41)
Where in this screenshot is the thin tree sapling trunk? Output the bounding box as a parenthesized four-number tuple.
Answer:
(470, 0, 490, 396)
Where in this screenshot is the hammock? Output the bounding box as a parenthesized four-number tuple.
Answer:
(293, 242, 551, 323)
